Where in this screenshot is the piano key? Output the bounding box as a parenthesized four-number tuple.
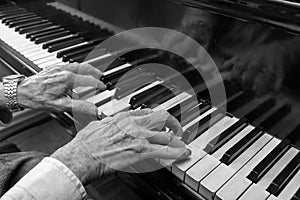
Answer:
(172, 116, 236, 181)
(199, 163, 235, 200)
(185, 155, 220, 191)
(129, 84, 170, 109)
(152, 92, 193, 112)
(267, 152, 300, 196)
(260, 104, 291, 131)
(247, 139, 291, 183)
(60, 45, 94, 60)
(226, 91, 254, 113)
(101, 63, 133, 84)
(220, 126, 264, 165)
(3, 13, 37, 24)
(19, 23, 54, 34)
(168, 96, 200, 119)
(216, 173, 252, 200)
(172, 145, 207, 181)
(48, 37, 85, 52)
(99, 80, 163, 117)
(27, 26, 63, 39)
(203, 118, 247, 154)
(215, 134, 273, 200)
(8, 16, 43, 27)
(275, 169, 300, 199)
(238, 184, 270, 200)
(34, 30, 71, 44)
(86, 89, 116, 106)
(244, 98, 276, 122)
(33, 55, 57, 65)
(68, 51, 91, 62)
(292, 187, 300, 200)
(254, 147, 298, 189)
(38, 59, 64, 69)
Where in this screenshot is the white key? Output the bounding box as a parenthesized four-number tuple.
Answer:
(215, 134, 273, 200)
(238, 184, 269, 200)
(237, 138, 281, 177)
(185, 155, 220, 191)
(38, 59, 63, 69)
(172, 145, 207, 181)
(29, 52, 55, 61)
(182, 107, 217, 132)
(257, 147, 298, 189)
(199, 163, 235, 200)
(87, 89, 115, 106)
(216, 174, 251, 200)
(33, 56, 57, 65)
(153, 92, 193, 111)
(99, 80, 163, 117)
(212, 124, 253, 160)
(276, 169, 300, 199)
(83, 53, 112, 64)
(190, 116, 237, 149)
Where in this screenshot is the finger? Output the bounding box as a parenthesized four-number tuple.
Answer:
(128, 109, 154, 116)
(69, 74, 106, 90)
(221, 57, 238, 72)
(256, 66, 272, 96)
(146, 131, 185, 148)
(242, 62, 261, 91)
(145, 144, 191, 160)
(274, 66, 284, 91)
(145, 110, 184, 137)
(52, 97, 98, 116)
(60, 63, 103, 79)
(231, 63, 247, 82)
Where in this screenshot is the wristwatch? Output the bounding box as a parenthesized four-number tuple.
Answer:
(2, 74, 26, 111)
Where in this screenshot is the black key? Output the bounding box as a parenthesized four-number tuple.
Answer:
(267, 152, 300, 196)
(34, 30, 70, 44)
(58, 42, 94, 58)
(68, 51, 90, 62)
(3, 13, 36, 23)
(15, 20, 50, 31)
(204, 118, 248, 154)
(101, 64, 133, 84)
(62, 46, 94, 61)
(203, 99, 275, 154)
(18, 23, 53, 34)
(221, 126, 264, 165)
(227, 91, 255, 113)
(286, 124, 300, 142)
(247, 139, 291, 183)
(168, 96, 200, 120)
(48, 37, 85, 52)
(182, 109, 224, 144)
(244, 99, 276, 123)
(8, 16, 42, 27)
(143, 89, 176, 109)
(30, 28, 65, 41)
(260, 104, 291, 130)
(292, 187, 300, 200)
(42, 35, 79, 49)
(129, 85, 170, 109)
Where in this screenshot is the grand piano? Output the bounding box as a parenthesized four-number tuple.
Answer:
(0, 0, 300, 199)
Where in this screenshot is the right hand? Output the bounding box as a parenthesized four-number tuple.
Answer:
(51, 109, 191, 185)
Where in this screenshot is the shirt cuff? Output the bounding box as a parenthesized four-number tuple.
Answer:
(2, 157, 87, 200)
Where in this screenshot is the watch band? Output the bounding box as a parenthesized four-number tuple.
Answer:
(2, 75, 25, 111)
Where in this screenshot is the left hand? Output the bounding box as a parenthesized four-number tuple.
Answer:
(221, 42, 286, 95)
(17, 63, 106, 115)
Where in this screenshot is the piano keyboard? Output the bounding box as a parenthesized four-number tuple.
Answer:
(0, 1, 300, 200)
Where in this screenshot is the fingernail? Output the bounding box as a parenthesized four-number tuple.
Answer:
(185, 148, 192, 157)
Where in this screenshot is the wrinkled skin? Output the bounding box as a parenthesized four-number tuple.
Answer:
(51, 109, 191, 185)
(221, 42, 286, 95)
(17, 63, 106, 115)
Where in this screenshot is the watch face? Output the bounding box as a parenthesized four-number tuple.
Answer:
(2, 74, 25, 82)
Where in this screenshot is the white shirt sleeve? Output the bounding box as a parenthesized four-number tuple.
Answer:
(0, 157, 87, 200)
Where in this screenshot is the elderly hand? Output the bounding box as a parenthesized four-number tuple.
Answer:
(17, 63, 106, 115)
(221, 42, 286, 95)
(51, 109, 191, 185)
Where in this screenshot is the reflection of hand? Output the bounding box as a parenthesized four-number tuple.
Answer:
(221, 43, 286, 95)
(17, 63, 106, 115)
(51, 109, 190, 185)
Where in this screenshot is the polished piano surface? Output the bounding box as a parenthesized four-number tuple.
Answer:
(0, 0, 300, 199)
